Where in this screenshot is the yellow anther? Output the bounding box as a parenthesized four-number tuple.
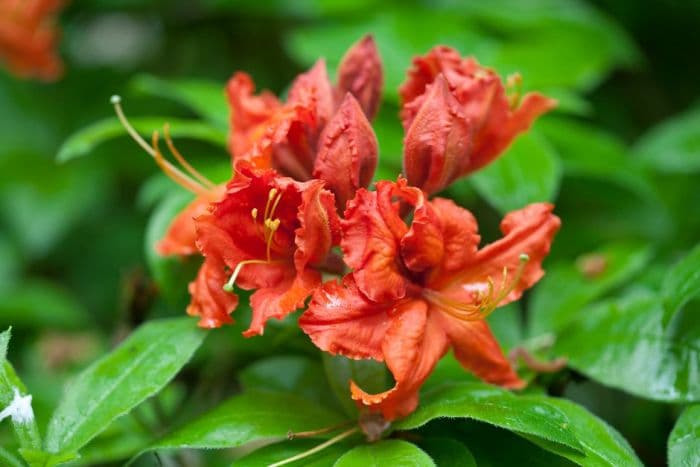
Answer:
(251, 208, 258, 219)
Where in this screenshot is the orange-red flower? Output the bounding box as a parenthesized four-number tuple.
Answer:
(226, 35, 381, 210)
(188, 162, 341, 334)
(299, 178, 560, 420)
(401, 46, 557, 195)
(0, 0, 64, 80)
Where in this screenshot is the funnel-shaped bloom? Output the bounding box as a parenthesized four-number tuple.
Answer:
(0, 0, 64, 80)
(188, 163, 341, 334)
(401, 46, 556, 195)
(226, 35, 382, 209)
(300, 178, 560, 420)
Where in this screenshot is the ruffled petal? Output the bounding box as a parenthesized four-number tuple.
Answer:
(435, 311, 523, 388)
(341, 181, 409, 302)
(428, 197, 480, 274)
(294, 180, 341, 271)
(350, 300, 450, 420)
(157, 185, 225, 257)
(288, 58, 335, 132)
(336, 35, 383, 120)
(313, 93, 379, 211)
(226, 72, 281, 158)
(437, 203, 560, 307)
(299, 276, 393, 360)
(402, 75, 472, 195)
(244, 268, 320, 337)
(399, 186, 444, 273)
(186, 258, 238, 328)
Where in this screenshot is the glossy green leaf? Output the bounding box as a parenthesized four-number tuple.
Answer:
(528, 243, 651, 336)
(527, 398, 642, 466)
(334, 440, 435, 467)
(322, 354, 390, 417)
(662, 244, 700, 326)
(45, 318, 206, 454)
(130, 74, 228, 129)
(418, 437, 476, 467)
(233, 438, 351, 467)
(668, 405, 700, 467)
(555, 291, 700, 402)
(635, 105, 700, 173)
(470, 132, 561, 213)
(0, 280, 88, 330)
(395, 382, 583, 455)
(152, 391, 347, 450)
(0, 447, 24, 467)
(56, 117, 226, 163)
(17, 450, 78, 467)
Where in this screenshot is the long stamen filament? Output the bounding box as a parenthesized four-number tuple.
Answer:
(163, 123, 216, 189)
(110, 95, 208, 196)
(287, 420, 354, 440)
(269, 427, 359, 467)
(426, 253, 530, 321)
(222, 259, 271, 292)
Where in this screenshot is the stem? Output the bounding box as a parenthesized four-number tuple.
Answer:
(269, 427, 359, 467)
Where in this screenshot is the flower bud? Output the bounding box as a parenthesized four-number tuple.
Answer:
(336, 35, 383, 121)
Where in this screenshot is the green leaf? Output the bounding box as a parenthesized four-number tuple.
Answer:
(334, 440, 435, 467)
(417, 437, 476, 467)
(240, 356, 337, 408)
(668, 405, 700, 467)
(662, 244, 700, 326)
(233, 438, 351, 467)
(0, 280, 88, 330)
(56, 117, 226, 163)
(322, 354, 390, 417)
(45, 318, 206, 454)
(635, 105, 700, 173)
(554, 291, 700, 402)
(0, 447, 25, 467)
(471, 131, 561, 213)
(0, 327, 9, 364)
(528, 398, 643, 466)
(528, 243, 651, 336)
(151, 391, 347, 450)
(130, 75, 228, 129)
(17, 450, 78, 467)
(395, 383, 583, 455)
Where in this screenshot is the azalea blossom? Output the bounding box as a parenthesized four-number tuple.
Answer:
(400, 46, 557, 195)
(0, 0, 64, 80)
(300, 178, 560, 420)
(189, 162, 341, 334)
(227, 35, 381, 210)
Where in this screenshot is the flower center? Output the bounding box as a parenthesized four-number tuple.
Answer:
(422, 253, 530, 321)
(222, 187, 283, 293)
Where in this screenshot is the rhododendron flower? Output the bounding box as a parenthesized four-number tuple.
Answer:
(227, 35, 381, 210)
(300, 178, 560, 420)
(400, 46, 557, 195)
(0, 0, 64, 80)
(188, 162, 341, 334)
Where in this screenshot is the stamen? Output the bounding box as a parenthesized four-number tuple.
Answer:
(287, 420, 354, 440)
(269, 427, 359, 467)
(222, 259, 269, 292)
(251, 208, 258, 219)
(111, 95, 208, 196)
(163, 123, 216, 189)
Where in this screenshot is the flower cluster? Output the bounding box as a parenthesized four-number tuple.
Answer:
(0, 0, 64, 80)
(121, 36, 560, 421)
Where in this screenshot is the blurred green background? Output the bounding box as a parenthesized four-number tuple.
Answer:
(1, 1, 699, 465)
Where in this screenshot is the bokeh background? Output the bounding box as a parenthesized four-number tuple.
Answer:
(1, 1, 699, 465)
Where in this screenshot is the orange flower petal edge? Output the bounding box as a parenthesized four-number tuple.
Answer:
(300, 178, 560, 419)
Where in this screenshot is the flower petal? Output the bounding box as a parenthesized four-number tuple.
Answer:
(350, 300, 450, 420)
(157, 185, 225, 257)
(313, 93, 379, 211)
(341, 181, 410, 302)
(437, 203, 560, 307)
(294, 180, 341, 271)
(429, 197, 480, 274)
(244, 268, 320, 337)
(336, 35, 383, 120)
(403, 75, 472, 195)
(288, 58, 335, 132)
(187, 258, 238, 328)
(299, 276, 393, 360)
(435, 311, 523, 388)
(399, 186, 445, 273)
(226, 72, 281, 158)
